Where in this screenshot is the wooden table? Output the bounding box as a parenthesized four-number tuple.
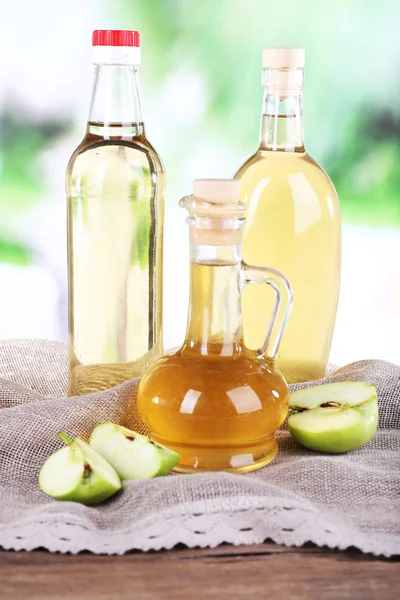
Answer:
(0, 542, 398, 599)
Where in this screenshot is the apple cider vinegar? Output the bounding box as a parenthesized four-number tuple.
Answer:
(235, 49, 341, 383)
(66, 31, 164, 396)
(137, 179, 293, 473)
(138, 262, 289, 471)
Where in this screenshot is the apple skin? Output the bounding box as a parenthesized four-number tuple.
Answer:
(135, 442, 180, 477)
(288, 383, 378, 453)
(39, 437, 121, 505)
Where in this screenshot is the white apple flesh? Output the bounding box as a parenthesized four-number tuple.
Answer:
(89, 422, 180, 479)
(288, 382, 378, 453)
(39, 433, 122, 504)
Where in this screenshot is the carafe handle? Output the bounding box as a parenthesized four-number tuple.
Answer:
(240, 262, 293, 361)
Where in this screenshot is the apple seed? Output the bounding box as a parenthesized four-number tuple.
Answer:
(83, 463, 92, 478)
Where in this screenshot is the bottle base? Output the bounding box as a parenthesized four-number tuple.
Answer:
(279, 359, 327, 384)
(153, 435, 279, 474)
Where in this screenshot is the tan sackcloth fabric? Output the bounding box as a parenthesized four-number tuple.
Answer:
(0, 339, 399, 556)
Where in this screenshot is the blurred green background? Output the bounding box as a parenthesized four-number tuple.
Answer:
(0, 0, 399, 363)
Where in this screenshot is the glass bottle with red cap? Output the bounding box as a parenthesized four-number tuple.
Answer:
(66, 30, 165, 396)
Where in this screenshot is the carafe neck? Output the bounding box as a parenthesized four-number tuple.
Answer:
(259, 68, 304, 152)
(88, 65, 144, 136)
(183, 244, 244, 357)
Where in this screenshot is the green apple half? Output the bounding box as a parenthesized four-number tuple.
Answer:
(39, 433, 122, 504)
(288, 382, 378, 453)
(90, 422, 180, 479)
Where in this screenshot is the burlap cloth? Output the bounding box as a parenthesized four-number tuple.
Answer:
(0, 339, 399, 556)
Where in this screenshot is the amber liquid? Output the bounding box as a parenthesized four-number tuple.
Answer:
(66, 122, 164, 395)
(236, 116, 341, 383)
(137, 262, 289, 472)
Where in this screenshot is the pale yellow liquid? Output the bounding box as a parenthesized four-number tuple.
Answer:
(236, 120, 341, 383)
(137, 262, 289, 472)
(66, 123, 164, 395)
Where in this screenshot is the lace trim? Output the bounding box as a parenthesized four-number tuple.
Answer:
(1, 498, 397, 557)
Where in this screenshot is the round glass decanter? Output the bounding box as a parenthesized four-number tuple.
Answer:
(136, 179, 293, 473)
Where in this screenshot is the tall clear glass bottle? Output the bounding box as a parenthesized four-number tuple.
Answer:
(66, 30, 164, 396)
(235, 49, 341, 383)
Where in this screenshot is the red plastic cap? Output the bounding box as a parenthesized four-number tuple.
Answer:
(92, 30, 140, 47)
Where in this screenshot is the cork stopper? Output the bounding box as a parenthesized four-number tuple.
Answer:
(262, 48, 305, 69)
(180, 179, 246, 245)
(262, 48, 305, 92)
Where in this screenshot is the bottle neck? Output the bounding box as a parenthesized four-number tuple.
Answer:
(183, 244, 244, 357)
(88, 64, 144, 136)
(259, 68, 304, 152)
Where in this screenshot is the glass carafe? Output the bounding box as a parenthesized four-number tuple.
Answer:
(137, 179, 293, 473)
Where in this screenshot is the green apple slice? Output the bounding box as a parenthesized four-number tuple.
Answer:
(128, 441, 181, 478)
(89, 422, 180, 479)
(288, 382, 378, 453)
(39, 433, 122, 504)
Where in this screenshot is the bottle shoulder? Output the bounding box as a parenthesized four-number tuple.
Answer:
(66, 132, 165, 194)
(235, 149, 338, 198)
(143, 137, 165, 175)
(66, 134, 165, 197)
(68, 133, 163, 169)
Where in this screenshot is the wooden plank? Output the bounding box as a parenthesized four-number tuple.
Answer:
(0, 544, 398, 600)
